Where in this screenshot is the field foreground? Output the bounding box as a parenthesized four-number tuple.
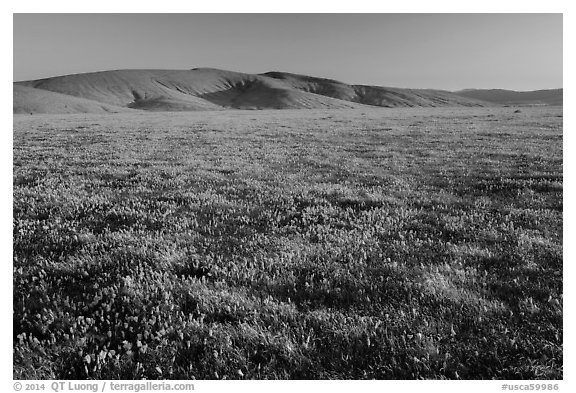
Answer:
(13, 107, 563, 379)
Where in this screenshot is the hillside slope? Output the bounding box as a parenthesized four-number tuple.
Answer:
(262, 71, 488, 107)
(13, 85, 134, 114)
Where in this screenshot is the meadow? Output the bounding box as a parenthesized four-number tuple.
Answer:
(13, 107, 563, 379)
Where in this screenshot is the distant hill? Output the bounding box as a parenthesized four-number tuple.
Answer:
(454, 88, 562, 106)
(14, 68, 488, 114)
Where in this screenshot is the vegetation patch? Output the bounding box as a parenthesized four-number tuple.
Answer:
(13, 107, 562, 379)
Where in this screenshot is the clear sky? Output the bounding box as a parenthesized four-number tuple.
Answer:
(13, 13, 562, 91)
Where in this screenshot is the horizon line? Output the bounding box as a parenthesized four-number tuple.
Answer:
(13, 67, 564, 93)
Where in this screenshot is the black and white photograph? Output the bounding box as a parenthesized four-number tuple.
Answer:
(9, 6, 567, 389)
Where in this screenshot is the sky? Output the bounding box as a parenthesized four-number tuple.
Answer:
(13, 13, 562, 91)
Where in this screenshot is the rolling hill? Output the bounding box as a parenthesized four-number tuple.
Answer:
(15, 68, 490, 114)
(454, 88, 563, 106)
(261, 71, 490, 108)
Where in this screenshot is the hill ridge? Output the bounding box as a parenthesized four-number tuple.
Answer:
(14, 68, 514, 114)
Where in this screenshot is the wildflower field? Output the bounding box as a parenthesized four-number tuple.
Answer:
(13, 107, 563, 379)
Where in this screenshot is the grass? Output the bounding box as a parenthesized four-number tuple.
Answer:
(13, 107, 562, 379)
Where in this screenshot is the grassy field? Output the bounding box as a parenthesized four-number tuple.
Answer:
(13, 107, 562, 379)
